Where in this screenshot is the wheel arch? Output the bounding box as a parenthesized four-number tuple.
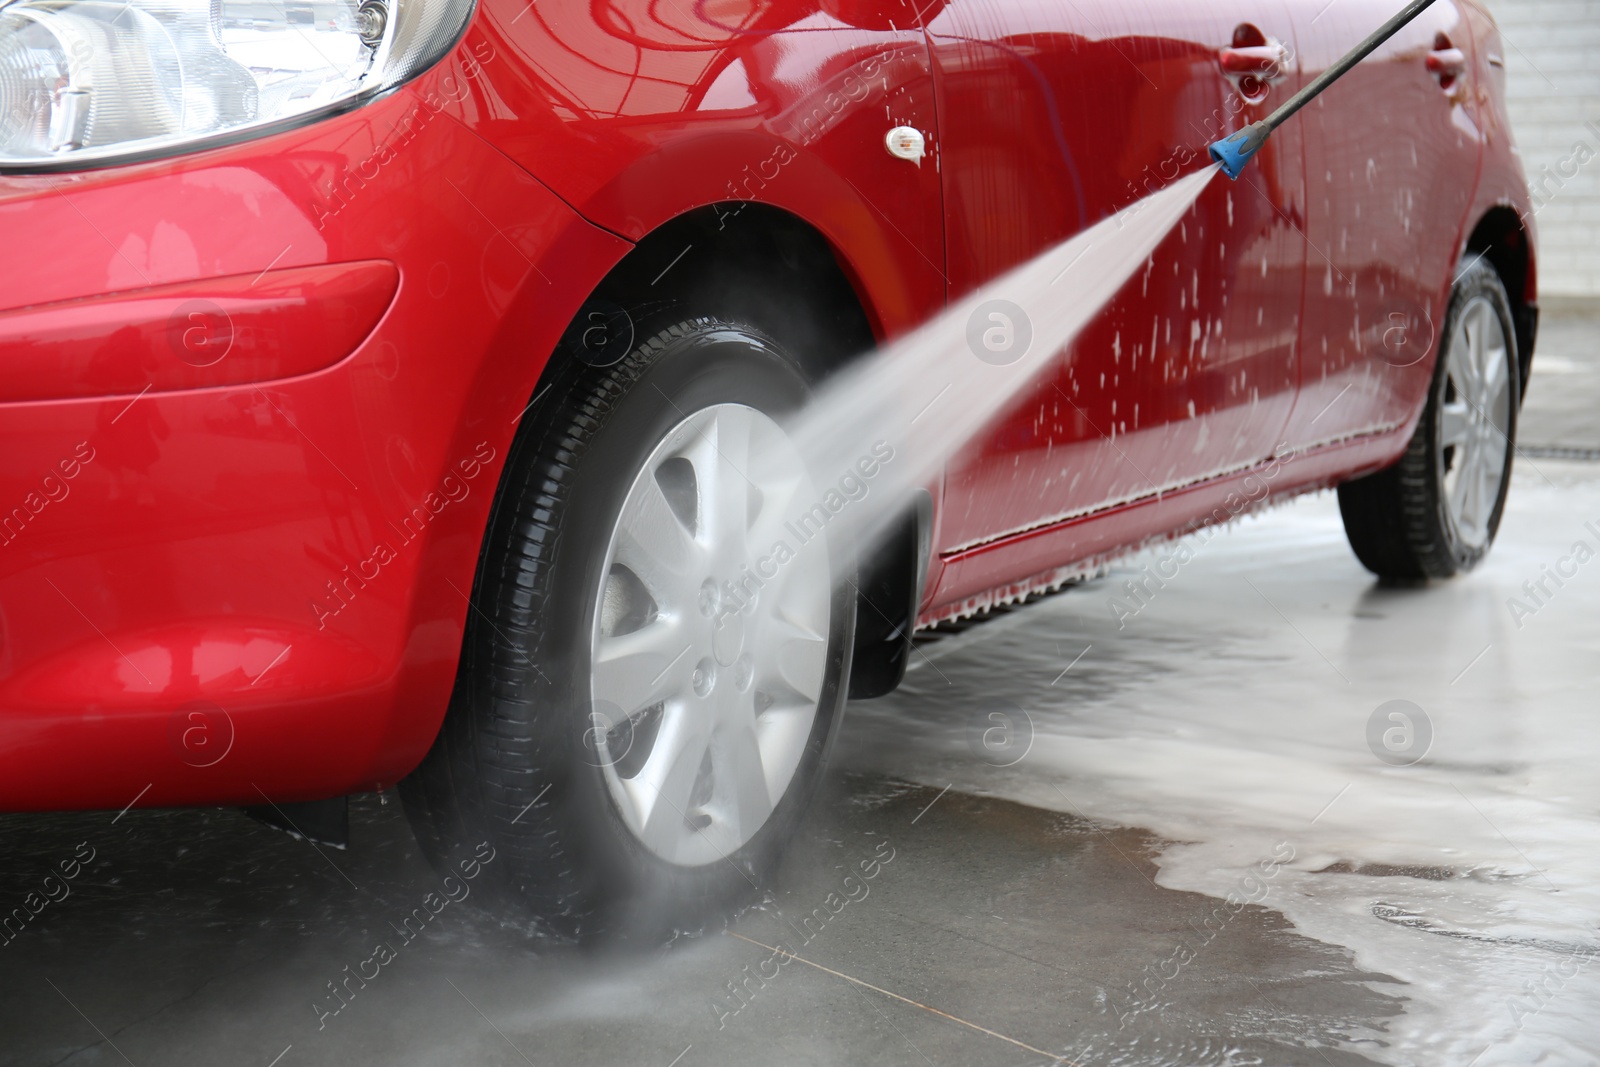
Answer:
(571, 201, 882, 380)
(508, 202, 930, 706)
(1463, 205, 1538, 395)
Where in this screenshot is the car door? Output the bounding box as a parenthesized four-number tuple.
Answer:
(1280, 0, 1483, 449)
(925, 0, 1307, 553)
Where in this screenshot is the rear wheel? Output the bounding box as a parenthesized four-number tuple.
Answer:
(401, 317, 855, 939)
(1337, 256, 1520, 579)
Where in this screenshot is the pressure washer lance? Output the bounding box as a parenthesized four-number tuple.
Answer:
(1210, 0, 1440, 179)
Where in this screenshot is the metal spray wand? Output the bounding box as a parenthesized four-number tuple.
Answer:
(1210, 0, 1442, 179)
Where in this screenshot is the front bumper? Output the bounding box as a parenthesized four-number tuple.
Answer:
(0, 65, 631, 811)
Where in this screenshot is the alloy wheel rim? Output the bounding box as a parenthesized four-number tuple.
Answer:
(1437, 295, 1513, 552)
(589, 403, 831, 867)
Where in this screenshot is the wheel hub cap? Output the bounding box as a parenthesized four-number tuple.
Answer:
(590, 403, 831, 867)
(712, 609, 745, 667)
(1437, 295, 1512, 551)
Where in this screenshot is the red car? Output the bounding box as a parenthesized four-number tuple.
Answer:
(0, 0, 1535, 934)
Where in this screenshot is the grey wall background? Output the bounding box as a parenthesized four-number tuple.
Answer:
(1488, 0, 1600, 296)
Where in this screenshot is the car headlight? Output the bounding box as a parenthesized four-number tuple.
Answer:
(0, 0, 474, 170)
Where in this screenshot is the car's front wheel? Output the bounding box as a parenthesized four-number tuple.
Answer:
(401, 317, 854, 939)
(1337, 256, 1522, 580)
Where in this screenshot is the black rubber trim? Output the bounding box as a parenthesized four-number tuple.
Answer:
(847, 488, 932, 700)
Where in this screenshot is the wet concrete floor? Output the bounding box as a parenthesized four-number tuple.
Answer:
(0, 777, 1397, 1067)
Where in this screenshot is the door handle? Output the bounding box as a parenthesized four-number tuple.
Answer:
(1427, 32, 1467, 90)
(1219, 43, 1290, 81)
(1426, 47, 1466, 78)
(1219, 37, 1290, 105)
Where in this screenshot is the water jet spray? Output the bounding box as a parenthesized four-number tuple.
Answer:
(1210, 0, 1441, 180)
(784, 167, 1222, 564)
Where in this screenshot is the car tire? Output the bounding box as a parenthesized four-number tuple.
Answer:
(400, 316, 855, 940)
(1337, 256, 1521, 580)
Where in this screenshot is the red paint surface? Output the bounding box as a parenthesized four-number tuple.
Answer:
(929, 1, 1307, 554)
(0, 0, 1534, 812)
(0, 262, 398, 403)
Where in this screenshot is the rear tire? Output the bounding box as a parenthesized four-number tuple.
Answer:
(1337, 257, 1521, 580)
(401, 317, 855, 940)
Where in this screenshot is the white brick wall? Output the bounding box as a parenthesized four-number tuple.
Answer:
(1487, 0, 1600, 295)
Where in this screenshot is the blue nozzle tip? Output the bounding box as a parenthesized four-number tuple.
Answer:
(1209, 122, 1271, 181)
